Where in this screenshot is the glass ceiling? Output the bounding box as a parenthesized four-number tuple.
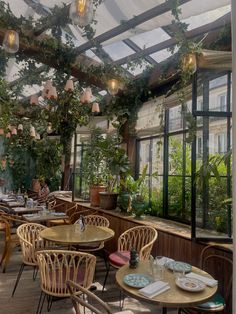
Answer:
(2, 0, 231, 98)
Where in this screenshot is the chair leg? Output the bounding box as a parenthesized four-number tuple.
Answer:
(0, 242, 7, 268)
(119, 289, 125, 309)
(101, 249, 108, 270)
(12, 263, 25, 297)
(47, 295, 53, 312)
(2, 243, 12, 273)
(102, 263, 110, 292)
(36, 291, 46, 314)
(33, 266, 38, 280)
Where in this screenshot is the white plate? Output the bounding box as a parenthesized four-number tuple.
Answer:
(123, 274, 153, 288)
(175, 277, 206, 292)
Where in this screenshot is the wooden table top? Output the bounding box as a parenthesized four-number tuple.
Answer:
(116, 261, 217, 308)
(13, 207, 42, 214)
(23, 212, 68, 222)
(40, 224, 115, 245)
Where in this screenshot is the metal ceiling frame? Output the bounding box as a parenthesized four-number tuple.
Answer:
(73, 0, 191, 54)
(113, 12, 231, 66)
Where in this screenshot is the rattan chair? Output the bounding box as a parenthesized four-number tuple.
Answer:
(12, 222, 47, 296)
(178, 244, 232, 314)
(67, 280, 134, 314)
(0, 212, 26, 272)
(74, 214, 110, 251)
(49, 203, 78, 225)
(0, 216, 20, 273)
(36, 249, 96, 314)
(74, 214, 110, 267)
(103, 225, 158, 290)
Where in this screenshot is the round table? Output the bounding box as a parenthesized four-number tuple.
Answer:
(116, 261, 217, 313)
(40, 224, 115, 245)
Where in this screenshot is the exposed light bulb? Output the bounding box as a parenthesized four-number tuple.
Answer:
(70, 0, 94, 27)
(107, 79, 120, 96)
(3, 30, 19, 54)
(182, 53, 197, 73)
(77, 0, 86, 16)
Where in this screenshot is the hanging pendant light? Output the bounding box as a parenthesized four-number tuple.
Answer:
(11, 127, 17, 135)
(80, 87, 92, 103)
(84, 87, 92, 102)
(92, 102, 100, 114)
(30, 94, 39, 105)
(47, 122, 53, 134)
(43, 80, 53, 94)
(47, 86, 57, 100)
(69, 0, 94, 27)
(107, 79, 120, 95)
(2, 30, 19, 54)
(18, 124, 23, 132)
(30, 126, 36, 138)
(64, 79, 74, 92)
(1, 158, 6, 169)
(182, 53, 197, 74)
(35, 133, 41, 140)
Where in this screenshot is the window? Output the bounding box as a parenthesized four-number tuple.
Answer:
(136, 71, 232, 241)
(218, 93, 227, 111)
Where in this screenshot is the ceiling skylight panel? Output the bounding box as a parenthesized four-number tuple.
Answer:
(130, 28, 170, 49)
(150, 49, 173, 63)
(4, 0, 30, 17)
(103, 41, 135, 61)
(40, 0, 71, 8)
(182, 5, 231, 31)
(85, 50, 103, 63)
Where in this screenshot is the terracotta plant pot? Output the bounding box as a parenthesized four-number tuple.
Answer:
(99, 192, 119, 210)
(90, 185, 106, 207)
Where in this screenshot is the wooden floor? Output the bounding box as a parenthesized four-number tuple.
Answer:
(0, 241, 178, 314)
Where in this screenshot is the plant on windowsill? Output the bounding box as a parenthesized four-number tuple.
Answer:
(82, 128, 108, 207)
(97, 132, 130, 210)
(118, 165, 149, 217)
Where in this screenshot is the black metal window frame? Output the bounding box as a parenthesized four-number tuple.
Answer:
(136, 70, 232, 242)
(191, 70, 232, 241)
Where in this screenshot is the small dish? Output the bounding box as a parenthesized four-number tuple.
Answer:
(175, 277, 206, 292)
(123, 274, 153, 288)
(165, 261, 192, 273)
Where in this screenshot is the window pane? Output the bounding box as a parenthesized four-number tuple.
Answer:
(150, 176, 163, 216)
(169, 105, 183, 132)
(152, 137, 163, 175)
(209, 75, 228, 112)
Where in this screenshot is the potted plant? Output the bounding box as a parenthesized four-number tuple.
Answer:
(82, 128, 107, 206)
(99, 139, 130, 210)
(119, 165, 149, 217)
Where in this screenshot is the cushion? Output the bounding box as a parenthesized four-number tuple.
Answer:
(196, 293, 224, 309)
(109, 251, 130, 267)
(45, 266, 85, 292)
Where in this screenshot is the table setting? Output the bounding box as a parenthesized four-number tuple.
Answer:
(116, 256, 218, 314)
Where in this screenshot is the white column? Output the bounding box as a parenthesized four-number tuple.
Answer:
(231, 1, 236, 314)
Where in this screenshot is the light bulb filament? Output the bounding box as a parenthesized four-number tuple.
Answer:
(8, 31, 16, 46)
(77, 0, 86, 16)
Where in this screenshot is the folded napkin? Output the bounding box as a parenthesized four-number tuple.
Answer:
(186, 272, 218, 287)
(139, 281, 170, 298)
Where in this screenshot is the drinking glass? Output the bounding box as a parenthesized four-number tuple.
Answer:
(173, 262, 185, 279)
